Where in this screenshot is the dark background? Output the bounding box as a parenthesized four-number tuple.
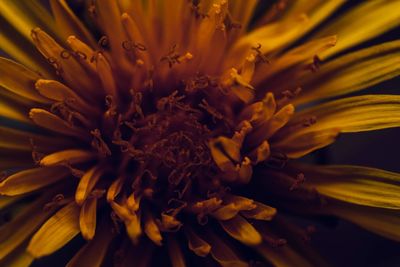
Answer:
(14, 0, 400, 266)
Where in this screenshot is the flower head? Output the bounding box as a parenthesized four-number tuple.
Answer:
(0, 0, 399, 266)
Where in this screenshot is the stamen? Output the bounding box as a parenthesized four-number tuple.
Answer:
(251, 43, 270, 64)
(224, 13, 242, 31)
(61, 162, 85, 178)
(306, 55, 322, 73)
(190, 2, 209, 19)
(160, 45, 191, 68)
(199, 99, 224, 123)
(289, 173, 305, 191)
(266, 152, 288, 169)
(91, 129, 112, 157)
(47, 57, 63, 74)
(98, 35, 110, 48)
(43, 194, 72, 211)
(30, 138, 44, 164)
(303, 116, 317, 127)
(122, 40, 147, 52)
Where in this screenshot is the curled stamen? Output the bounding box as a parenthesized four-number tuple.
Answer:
(91, 129, 112, 157)
(105, 95, 117, 117)
(61, 162, 85, 178)
(98, 36, 109, 48)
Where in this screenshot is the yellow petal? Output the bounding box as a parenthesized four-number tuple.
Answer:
(0, 17, 52, 77)
(40, 149, 95, 166)
(185, 227, 211, 257)
(293, 199, 400, 242)
(314, 0, 400, 59)
(229, 0, 258, 32)
(106, 175, 125, 202)
(206, 230, 249, 267)
(95, 52, 118, 99)
(0, 166, 69, 196)
(241, 201, 277, 221)
(212, 195, 256, 221)
(31, 28, 96, 96)
(49, 0, 96, 47)
(0, 194, 53, 260)
(253, 35, 337, 86)
(35, 79, 98, 115)
(219, 215, 262, 246)
(256, 243, 314, 267)
(0, 125, 71, 152)
(27, 201, 80, 258)
(0, 195, 20, 210)
(125, 212, 142, 244)
(0, 57, 50, 103)
(66, 35, 97, 73)
(75, 166, 103, 205)
(0, 247, 34, 267)
(248, 104, 294, 148)
(29, 108, 88, 139)
(144, 210, 162, 246)
(294, 164, 400, 209)
(66, 222, 114, 267)
(327, 203, 400, 242)
(284, 95, 400, 135)
(229, 0, 343, 64)
(79, 197, 97, 240)
(95, 0, 132, 73)
(0, 97, 30, 123)
(118, 240, 154, 267)
(168, 236, 186, 267)
(0, 0, 56, 40)
(294, 40, 400, 106)
(248, 140, 271, 164)
(272, 128, 340, 159)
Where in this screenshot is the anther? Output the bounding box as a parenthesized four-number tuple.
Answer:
(251, 43, 270, 64)
(75, 51, 87, 60)
(30, 138, 44, 164)
(302, 116, 317, 127)
(60, 50, 71, 59)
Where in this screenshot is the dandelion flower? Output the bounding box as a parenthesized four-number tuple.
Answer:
(0, 0, 400, 266)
